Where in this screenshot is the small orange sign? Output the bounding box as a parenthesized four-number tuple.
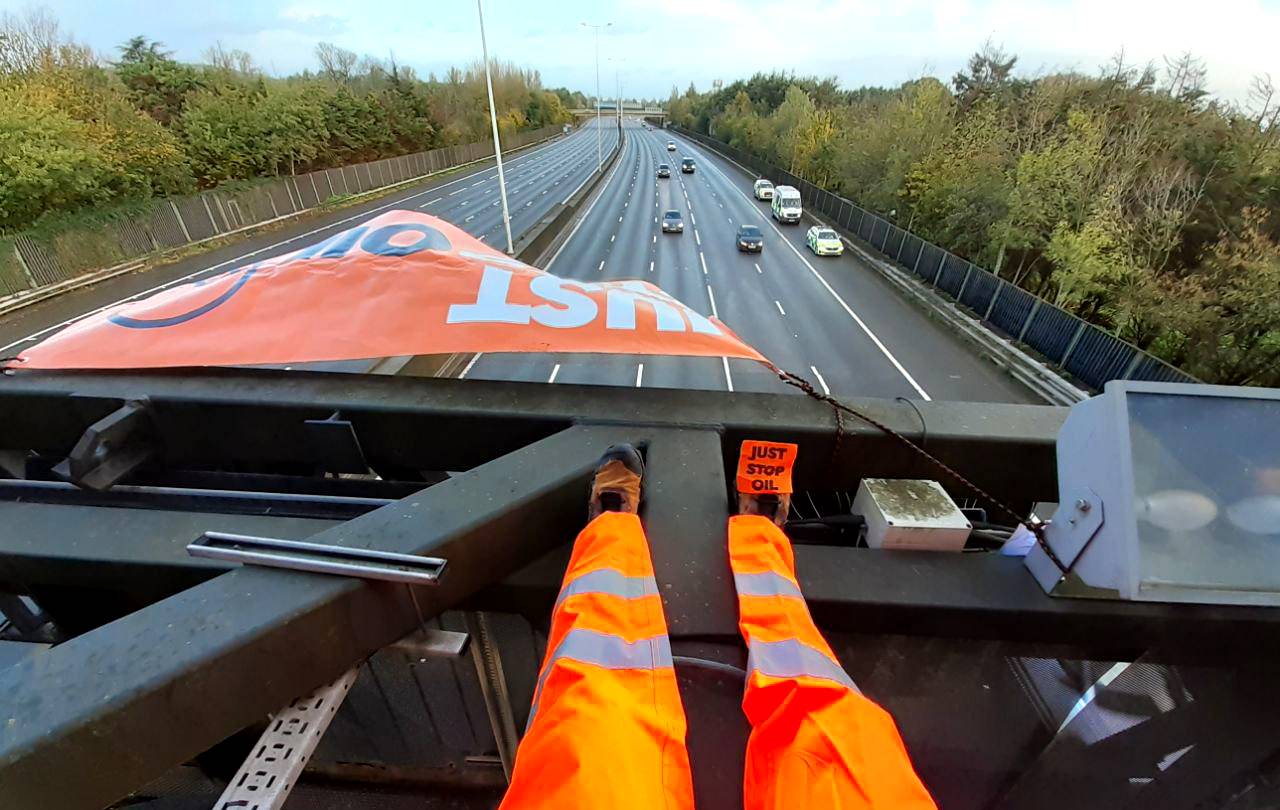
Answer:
(735, 440, 798, 495)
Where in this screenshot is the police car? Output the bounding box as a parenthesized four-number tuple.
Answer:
(806, 226, 844, 256)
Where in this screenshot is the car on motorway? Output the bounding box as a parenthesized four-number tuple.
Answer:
(661, 210, 684, 233)
(736, 225, 764, 253)
(680, 158, 695, 174)
(753, 179, 775, 200)
(771, 185, 802, 223)
(657, 163, 671, 178)
(806, 226, 844, 256)
(666, 141, 677, 151)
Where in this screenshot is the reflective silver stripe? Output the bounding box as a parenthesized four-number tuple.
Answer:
(747, 638, 858, 692)
(733, 571, 803, 599)
(556, 568, 659, 607)
(526, 628, 674, 728)
(551, 628, 674, 671)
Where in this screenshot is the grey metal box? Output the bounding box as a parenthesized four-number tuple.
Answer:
(853, 478, 972, 551)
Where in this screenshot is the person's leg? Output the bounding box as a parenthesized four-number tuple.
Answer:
(500, 445, 694, 810)
(728, 508, 936, 810)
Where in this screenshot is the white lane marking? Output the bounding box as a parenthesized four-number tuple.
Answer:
(693, 146, 932, 400)
(699, 252, 708, 275)
(654, 217, 658, 224)
(635, 363, 644, 387)
(421, 197, 442, 207)
(810, 365, 831, 395)
(722, 357, 735, 391)
(618, 216, 624, 222)
(547, 135, 627, 270)
(649, 260, 654, 273)
(775, 300, 786, 316)
(548, 363, 561, 384)
(755, 263, 763, 274)
(610, 234, 615, 243)
(460, 200, 469, 206)
(694, 230, 701, 246)
(598, 260, 605, 271)
(652, 234, 656, 244)
(690, 213, 697, 226)
(471, 181, 485, 188)
(460, 353, 483, 378)
(465, 215, 475, 222)
(706, 284, 718, 318)
(448, 189, 465, 196)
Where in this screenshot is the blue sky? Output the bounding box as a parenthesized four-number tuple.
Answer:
(20, 0, 1280, 104)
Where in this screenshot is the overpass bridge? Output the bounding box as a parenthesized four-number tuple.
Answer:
(572, 105, 665, 125)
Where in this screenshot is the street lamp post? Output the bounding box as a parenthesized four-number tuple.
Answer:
(477, 0, 513, 254)
(581, 21, 611, 173)
(608, 56, 626, 133)
(609, 57, 625, 130)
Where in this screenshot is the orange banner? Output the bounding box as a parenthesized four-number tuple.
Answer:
(735, 440, 798, 495)
(11, 210, 768, 370)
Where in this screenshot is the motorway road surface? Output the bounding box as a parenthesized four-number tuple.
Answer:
(465, 120, 1034, 403)
(0, 117, 1034, 403)
(0, 120, 618, 359)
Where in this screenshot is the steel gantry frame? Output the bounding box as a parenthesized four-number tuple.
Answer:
(1, 369, 1278, 809)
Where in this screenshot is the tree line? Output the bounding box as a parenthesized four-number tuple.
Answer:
(667, 49, 1280, 387)
(0, 9, 577, 233)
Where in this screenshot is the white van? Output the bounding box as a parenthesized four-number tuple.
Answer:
(753, 179, 775, 200)
(771, 185, 802, 223)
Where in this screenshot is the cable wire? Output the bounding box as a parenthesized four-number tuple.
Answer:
(771, 366, 1066, 573)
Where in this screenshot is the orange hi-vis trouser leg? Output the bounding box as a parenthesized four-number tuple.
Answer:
(500, 511, 695, 810)
(729, 515, 937, 810)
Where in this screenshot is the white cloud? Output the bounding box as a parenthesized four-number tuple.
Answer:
(45, 0, 1279, 103)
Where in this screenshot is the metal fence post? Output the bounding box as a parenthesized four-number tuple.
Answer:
(11, 243, 37, 288)
(984, 281, 1003, 321)
(894, 228, 907, 263)
(1120, 351, 1144, 379)
(309, 174, 321, 208)
(1059, 321, 1087, 366)
(933, 252, 946, 285)
(212, 194, 232, 231)
(266, 190, 280, 219)
(955, 264, 973, 300)
(169, 200, 191, 242)
(911, 241, 924, 275)
(201, 195, 220, 234)
(1018, 299, 1041, 342)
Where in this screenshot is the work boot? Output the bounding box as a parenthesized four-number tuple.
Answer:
(588, 443, 644, 520)
(737, 491, 791, 528)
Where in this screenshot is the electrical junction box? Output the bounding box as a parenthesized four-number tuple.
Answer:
(853, 478, 972, 551)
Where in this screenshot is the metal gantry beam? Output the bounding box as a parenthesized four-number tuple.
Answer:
(0, 424, 629, 809)
(3, 369, 1279, 807)
(0, 369, 1065, 505)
